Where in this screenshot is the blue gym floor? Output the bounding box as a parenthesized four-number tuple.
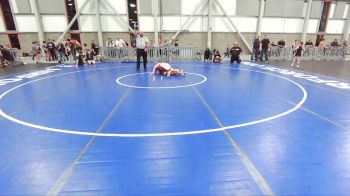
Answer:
(0, 61, 350, 195)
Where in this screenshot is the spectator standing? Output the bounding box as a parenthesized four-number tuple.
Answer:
(65, 41, 71, 61)
(261, 34, 270, 63)
(91, 40, 99, 61)
(318, 39, 326, 55)
(251, 36, 261, 62)
(58, 41, 66, 63)
(342, 40, 348, 57)
(30, 41, 37, 61)
(225, 44, 230, 58)
(91, 40, 98, 54)
(33, 41, 41, 63)
(67, 38, 81, 60)
(47, 39, 57, 61)
(42, 41, 49, 61)
(204, 48, 212, 62)
(76, 48, 84, 66)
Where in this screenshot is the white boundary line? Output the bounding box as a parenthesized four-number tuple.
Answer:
(0, 66, 308, 137)
(116, 72, 207, 89)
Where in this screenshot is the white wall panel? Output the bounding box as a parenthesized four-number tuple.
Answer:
(79, 15, 98, 32)
(161, 16, 181, 31)
(262, 18, 305, 33)
(329, 3, 336, 18)
(100, 15, 128, 32)
(211, 17, 256, 32)
(15, 15, 38, 32)
(181, 16, 207, 32)
(326, 20, 344, 34)
(213, 0, 236, 15)
(283, 19, 303, 33)
(181, 0, 207, 15)
(76, 0, 95, 14)
(42, 15, 67, 32)
(11, 0, 19, 13)
(100, 0, 127, 14)
(307, 19, 318, 34)
(212, 17, 235, 32)
(261, 18, 284, 33)
(343, 4, 349, 19)
(139, 16, 154, 32)
(0, 16, 6, 32)
(231, 17, 257, 32)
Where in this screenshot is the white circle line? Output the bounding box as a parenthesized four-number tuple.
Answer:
(116, 72, 207, 89)
(0, 66, 308, 137)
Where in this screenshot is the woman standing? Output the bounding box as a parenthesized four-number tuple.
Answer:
(291, 40, 303, 68)
(34, 41, 41, 64)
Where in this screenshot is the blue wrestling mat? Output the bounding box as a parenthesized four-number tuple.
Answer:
(0, 61, 350, 195)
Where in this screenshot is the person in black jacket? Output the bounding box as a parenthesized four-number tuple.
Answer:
(76, 47, 84, 66)
(261, 34, 270, 63)
(230, 42, 243, 64)
(251, 36, 261, 61)
(204, 48, 212, 62)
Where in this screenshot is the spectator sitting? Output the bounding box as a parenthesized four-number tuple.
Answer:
(305, 39, 314, 47)
(331, 39, 340, 47)
(277, 39, 285, 48)
(213, 50, 223, 63)
(0, 45, 15, 67)
(115, 37, 126, 48)
(85, 49, 95, 65)
(318, 39, 326, 48)
(106, 37, 115, 48)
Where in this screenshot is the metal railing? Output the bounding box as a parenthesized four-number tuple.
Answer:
(269, 46, 346, 61)
(101, 46, 202, 62)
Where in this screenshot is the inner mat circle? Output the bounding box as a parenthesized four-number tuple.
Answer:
(116, 72, 207, 89)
